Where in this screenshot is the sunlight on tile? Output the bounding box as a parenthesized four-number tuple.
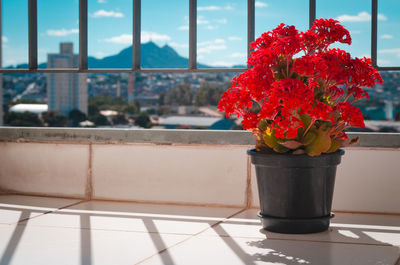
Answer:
(338, 230, 360, 239)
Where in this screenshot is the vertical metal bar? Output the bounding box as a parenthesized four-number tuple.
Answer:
(0, 0, 3, 125)
(189, 0, 197, 69)
(309, 0, 316, 29)
(79, 0, 88, 69)
(133, 0, 141, 70)
(248, 0, 255, 59)
(371, 0, 378, 67)
(28, 0, 37, 69)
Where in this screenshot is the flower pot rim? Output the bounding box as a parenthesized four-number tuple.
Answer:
(247, 148, 345, 157)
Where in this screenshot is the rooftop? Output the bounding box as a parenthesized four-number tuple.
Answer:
(0, 195, 399, 265)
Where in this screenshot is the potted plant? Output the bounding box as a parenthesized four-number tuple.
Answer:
(218, 19, 383, 234)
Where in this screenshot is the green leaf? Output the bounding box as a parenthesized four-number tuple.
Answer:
(263, 130, 289, 153)
(326, 139, 340, 153)
(305, 128, 332, 156)
(278, 140, 303, 149)
(302, 130, 317, 145)
(300, 114, 311, 130)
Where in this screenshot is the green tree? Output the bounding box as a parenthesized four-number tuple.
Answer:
(69, 109, 87, 127)
(90, 114, 110, 126)
(135, 112, 152, 128)
(112, 113, 128, 125)
(42, 111, 68, 127)
(4, 111, 43, 127)
(164, 84, 193, 105)
(123, 103, 138, 115)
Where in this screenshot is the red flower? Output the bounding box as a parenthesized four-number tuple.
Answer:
(217, 18, 382, 153)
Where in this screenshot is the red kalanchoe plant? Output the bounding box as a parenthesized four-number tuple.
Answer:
(218, 18, 383, 156)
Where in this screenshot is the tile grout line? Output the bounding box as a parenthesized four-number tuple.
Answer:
(15, 200, 88, 224)
(134, 207, 248, 265)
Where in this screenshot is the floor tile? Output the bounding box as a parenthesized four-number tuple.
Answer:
(141, 235, 400, 265)
(0, 223, 187, 265)
(0, 195, 81, 224)
(20, 200, 242, 235)
(203, 209, 400, 247)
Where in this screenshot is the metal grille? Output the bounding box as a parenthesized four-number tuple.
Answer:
(0, 0, 394, 73)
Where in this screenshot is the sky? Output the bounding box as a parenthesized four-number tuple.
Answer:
(2, 0, 400, 68)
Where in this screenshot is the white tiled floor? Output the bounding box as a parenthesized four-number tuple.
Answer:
(0, 195, 399, 265)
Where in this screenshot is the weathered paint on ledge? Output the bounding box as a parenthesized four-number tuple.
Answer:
(0, 127, 399, 148)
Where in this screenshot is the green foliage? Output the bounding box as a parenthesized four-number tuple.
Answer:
(112, 113, 128, 125)
(68, 109, 87, 127)
(194, 82, 227, 106)
(256, 115, 359, 156)
(4, 111, 43, 127)
(162, 84, 193, 105)
(123, 104, 138, 115)
(42, 111, 68, 127)
(89, 114, 110, 126)
(135, 112, 152, 128)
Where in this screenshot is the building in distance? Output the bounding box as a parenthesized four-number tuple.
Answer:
(47, 43, 88, 115)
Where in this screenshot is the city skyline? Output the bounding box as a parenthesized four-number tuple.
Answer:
(2, 0, 400, 67)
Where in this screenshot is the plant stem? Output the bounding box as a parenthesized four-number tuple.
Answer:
(303, 118, 316, 136)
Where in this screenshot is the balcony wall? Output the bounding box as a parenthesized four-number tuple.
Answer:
(0, 128, 399, 213)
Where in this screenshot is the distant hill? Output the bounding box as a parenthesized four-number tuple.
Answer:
(7, 42, 215, 69)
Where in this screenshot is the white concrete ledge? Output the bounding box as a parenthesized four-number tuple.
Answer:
(0, 127, 400, 147)
(0, 128, 399, 213)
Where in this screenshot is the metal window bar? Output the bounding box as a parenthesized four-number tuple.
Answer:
(28, 0, 37, 70)
(248, 0, 255, 59)
(309, 0, 316, 29)
(133, 0, 141, 70)
(0, 0, 397, 73)
(79, 0, 88, 70)
(371, 0, 378, 68)
(189, 0, 196, 69)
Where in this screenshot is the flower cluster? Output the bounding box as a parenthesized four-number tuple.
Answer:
(218, 18, 383, 156)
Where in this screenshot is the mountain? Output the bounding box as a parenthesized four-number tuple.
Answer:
(6, 42, 211, 69)
(88, 42, 210, 68)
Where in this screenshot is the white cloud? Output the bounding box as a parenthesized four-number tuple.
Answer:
(169, 42, 189, 49)
(336, 11, 387, 22)
(377, 59, 391, 66)
(380, 34, 393, 39)
(98, 0, 106, 3)
(228, 36, 242, 41)
(198, 44, 227, 54)
(198, 16, 209, 25)
(231, 52, 247, 58)
(378, 14, 388, 21)
(46, 28, 79, 36)
(91, 10, 124, 18)
(209, 61, 234, 67)
(2, 36, 8, 43)
(215, 18, 227, 24)
(224, 5, 234, 10)
(178, 25, 189, 31)
(255, 1, 268, 8)
(198, 39, 225, 46)
(378, 48, 400, 54)
(198, 6, 221, 11)
(141, 31, 171, 43)
(104, 34, 131, 44)
(205, 25, 217, 30)
(104, 32, 171, 44)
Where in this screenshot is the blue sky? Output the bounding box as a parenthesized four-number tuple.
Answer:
(2, 0, 400, 68)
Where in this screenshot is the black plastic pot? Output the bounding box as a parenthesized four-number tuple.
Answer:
(248, 149, 344, 234)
